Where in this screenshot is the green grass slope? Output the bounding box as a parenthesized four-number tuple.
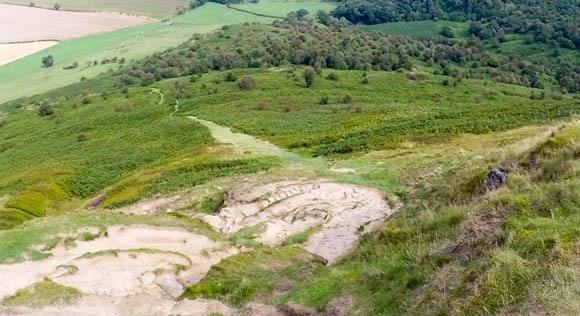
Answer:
(174, 69, 580, 156)
(0, 0, 188, 19)
(358, 20, 469, 39)
(230, 0, 336, 18)
(0, 3, 274, 105)
(182, 121, 580, 315)
(0, 82, 280, 229)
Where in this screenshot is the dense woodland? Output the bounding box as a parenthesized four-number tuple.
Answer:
(330, 0, 580, 51)
(115, 18, 580, 93)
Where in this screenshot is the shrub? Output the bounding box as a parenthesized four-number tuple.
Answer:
(38, 102, 53, 116)
(440, 26, 455, 38)
(326, 72, 340, 81)
(225, 72, 237, 82)
(254, 102, 268, 111)
(304, 67, 316, 88)
(319, 96, 329, 105)
(342, 95, 353, 104)
(81, 96, 91, 104)
(362, 77, 370, 84)
(237, 76, 257, 91)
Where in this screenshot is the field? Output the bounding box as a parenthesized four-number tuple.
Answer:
(0, 4, 151, 43)
(230, 0, 336, 18)
(0, 3, 274, 105)
(358, 20, 470, 38)
(0, 0, 188, 19)
(0, 41, 58, 66)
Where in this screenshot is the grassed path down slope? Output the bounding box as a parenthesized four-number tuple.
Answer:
(190, 116, 302, 164)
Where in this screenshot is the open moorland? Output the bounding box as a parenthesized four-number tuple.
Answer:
(1, 1, 580, 315)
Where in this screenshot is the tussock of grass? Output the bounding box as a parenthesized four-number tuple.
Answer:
(181, 246, 324, 307)
(2, 279, 82, 308)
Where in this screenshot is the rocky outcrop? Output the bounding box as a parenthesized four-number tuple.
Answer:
(485, 168, 509, 192)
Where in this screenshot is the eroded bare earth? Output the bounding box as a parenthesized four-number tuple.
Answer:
(0, 225, 238, 304)
(203, 180, 402, 264)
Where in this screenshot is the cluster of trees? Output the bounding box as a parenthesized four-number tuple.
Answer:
(330, 0, 580, 50)
(113, 20, 578, 92)
(189, 0, 255, 10)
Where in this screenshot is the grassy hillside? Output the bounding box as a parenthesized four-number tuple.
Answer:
(0, 82, 279, 229)
(358, 20, 469, 39)
(172, 69, 580, 156)
(0, 3, 274, 105)
(181, 120, 580, 315)
(0, 0, 188, 18)
(230, 0, 336, 18)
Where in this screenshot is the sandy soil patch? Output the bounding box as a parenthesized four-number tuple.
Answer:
(1, 296, 236, 316)
(0, 4, 151, 43)
(0, 41, 58, 66)
(203, 180, 402, 264)
(0, 225, 238, 301)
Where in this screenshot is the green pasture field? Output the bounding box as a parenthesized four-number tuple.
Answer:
(230, 0, 336, 18)
(358, 20, 470, 39)
(0, 0, 188, 18)
(0, 3, 274, 105)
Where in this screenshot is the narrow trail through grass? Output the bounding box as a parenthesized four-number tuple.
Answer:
(189, 116, 303, 165)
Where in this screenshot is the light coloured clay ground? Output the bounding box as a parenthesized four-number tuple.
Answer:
(0, 41, 58, 66)
(0, 4, 151, 43)
(203, 180, 402, 264)
(0, 225, 238, 301)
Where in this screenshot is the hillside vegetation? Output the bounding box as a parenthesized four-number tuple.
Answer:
(2, 1, 580, 315)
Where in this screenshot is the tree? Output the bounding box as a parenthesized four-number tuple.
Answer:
(296, 9, 310, 19)
(304, 67, 316, 87)
(237, 76, 257, 90)
(41, 55, 54, 68)
(53, 2, 60, 10)
(38, 101, 53, 116)
(440, 26, 454, 38)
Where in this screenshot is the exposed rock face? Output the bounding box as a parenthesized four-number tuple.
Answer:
(202, 180, 402, 264)
(485, 168, 509, 192)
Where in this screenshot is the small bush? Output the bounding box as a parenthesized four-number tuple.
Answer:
(319, 96, 329, 105)
(254, 102, 268, 111)
(362, 77, 370, 84)
(238, 76, 257, 91)
(342, 95, 353, 104)
(304, 67, 316, 88)
(77, 134, 88, 142)
(38, 102, 53, 116)
(81, 96, 91, 105)
(326, 72, 339, 81)
(225, 72, 237, 82)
